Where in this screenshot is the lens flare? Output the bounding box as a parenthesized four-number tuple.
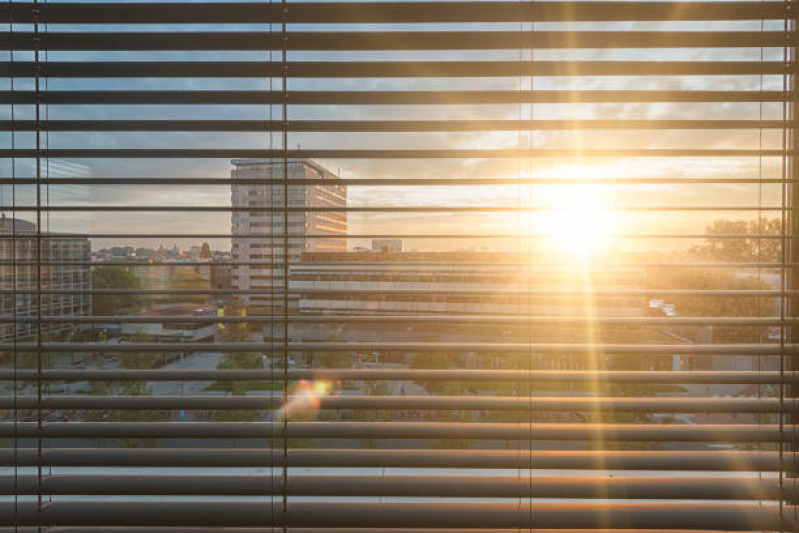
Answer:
(273, 379, 333, 421)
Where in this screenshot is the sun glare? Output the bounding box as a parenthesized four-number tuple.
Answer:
(541, 187, 615, 256)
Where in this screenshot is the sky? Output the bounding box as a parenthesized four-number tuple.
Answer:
(1, 7, 792, 254)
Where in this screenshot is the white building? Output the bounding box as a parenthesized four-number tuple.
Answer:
(293, 251, 646, 319)
(231, 159, 346, 313)
(289, 251, 655, 370)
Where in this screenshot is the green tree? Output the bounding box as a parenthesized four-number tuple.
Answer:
(213, 301, 261, 418)
(168, 269, 208, 304)
(217, 300, 250, 342)
(83, 333, 168, 445)
(111, 333, 162, 396)
(647, 268, 771, 343)
(210, 350, 262, 422)
(119, 333, 161, 371)
(316, 351, 351, 368)
(689, 217, 781, 263)
(411, 350, 464, 394)
(200, 242, 213, 259)
(216, 351, 263, 396)
(92, 265, 140, 315)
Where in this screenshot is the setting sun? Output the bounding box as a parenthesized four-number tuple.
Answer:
(540, 187, 616, 256)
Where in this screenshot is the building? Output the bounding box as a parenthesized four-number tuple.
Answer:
(372, 239, 403, 253)
(210, 260, 232, 292)
(0, 216, 91, 341)
(120, 303, 215, 344)
(289, 251, 656, 370)
(130, 262, 170, 294)
(231, 159, 347, 313)
(128, 262, 211, 300)
(294, 251, 646, 318)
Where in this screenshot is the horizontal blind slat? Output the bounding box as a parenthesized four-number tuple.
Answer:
(0, 502, 792, 529)
(3, 2, 791, 24)
(0, 448, 783, 470)
(3, 31, 794, 51)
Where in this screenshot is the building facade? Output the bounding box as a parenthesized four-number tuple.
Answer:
(289, 251, 654, 369)
(130, 262, 211, 294)
(293, 251, 646, 319)
(0, 217, 91, 341)
(231, 159, 347, 313)
(121, 303, 215, 344)
(372, 239, 403, 253)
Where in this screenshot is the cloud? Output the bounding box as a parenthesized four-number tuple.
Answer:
(3, 19, 789, 253)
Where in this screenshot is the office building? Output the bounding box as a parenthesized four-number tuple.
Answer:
(231, 159, 346, 312)
(290, 250, 655, 370)
(0, 216, 91, 341)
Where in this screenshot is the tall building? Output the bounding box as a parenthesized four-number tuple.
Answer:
(0, 216, 91, 341)
(231, 159, 346, 312)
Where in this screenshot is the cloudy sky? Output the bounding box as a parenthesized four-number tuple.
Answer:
(2, 8, 790, 254)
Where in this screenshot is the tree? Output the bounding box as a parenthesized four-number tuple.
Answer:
(115, 333, 161, 395)
(689, 217, 781, 263)
(200, 242, 212, 259)
(647, 268, 772, 344)
(217, 300, 250, 342)
(167, 268, 208, 304)
(673, 216, 782, 345)
(216, 351, 263, 396)
(83, 332, 168, 444)
(411, 350, 464, 394)
(212, 301, 263, 415)
(92, 265, 140, 315)
(209, 350, 262, 422)
(119, 333, 161, 371)
(316, 351, 351, 369)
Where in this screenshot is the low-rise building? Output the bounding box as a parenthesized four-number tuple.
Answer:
(287, 251, 652, 370)
(120, 303, 215, 343)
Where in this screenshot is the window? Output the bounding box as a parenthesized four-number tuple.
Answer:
(2, 1, 799, 531)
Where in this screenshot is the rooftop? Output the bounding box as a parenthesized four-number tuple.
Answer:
(230, 158, 338, 178)
(0, 215, 36, 233)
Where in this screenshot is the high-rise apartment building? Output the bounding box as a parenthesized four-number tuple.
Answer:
(0, 216, 91, 341)
(231, 159, 346, 312)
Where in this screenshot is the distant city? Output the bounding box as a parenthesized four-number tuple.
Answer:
(93, 243, 230, 263)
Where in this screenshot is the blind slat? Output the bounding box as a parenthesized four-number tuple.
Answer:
(0, 502, 792, 529)
(3, 2, 791, 24)
(3, 31, 794, 51)
(4, 90, 789, 105)
(0, 448, 784, 470)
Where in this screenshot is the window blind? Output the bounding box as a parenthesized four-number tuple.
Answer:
(2, 1, 799, 531)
